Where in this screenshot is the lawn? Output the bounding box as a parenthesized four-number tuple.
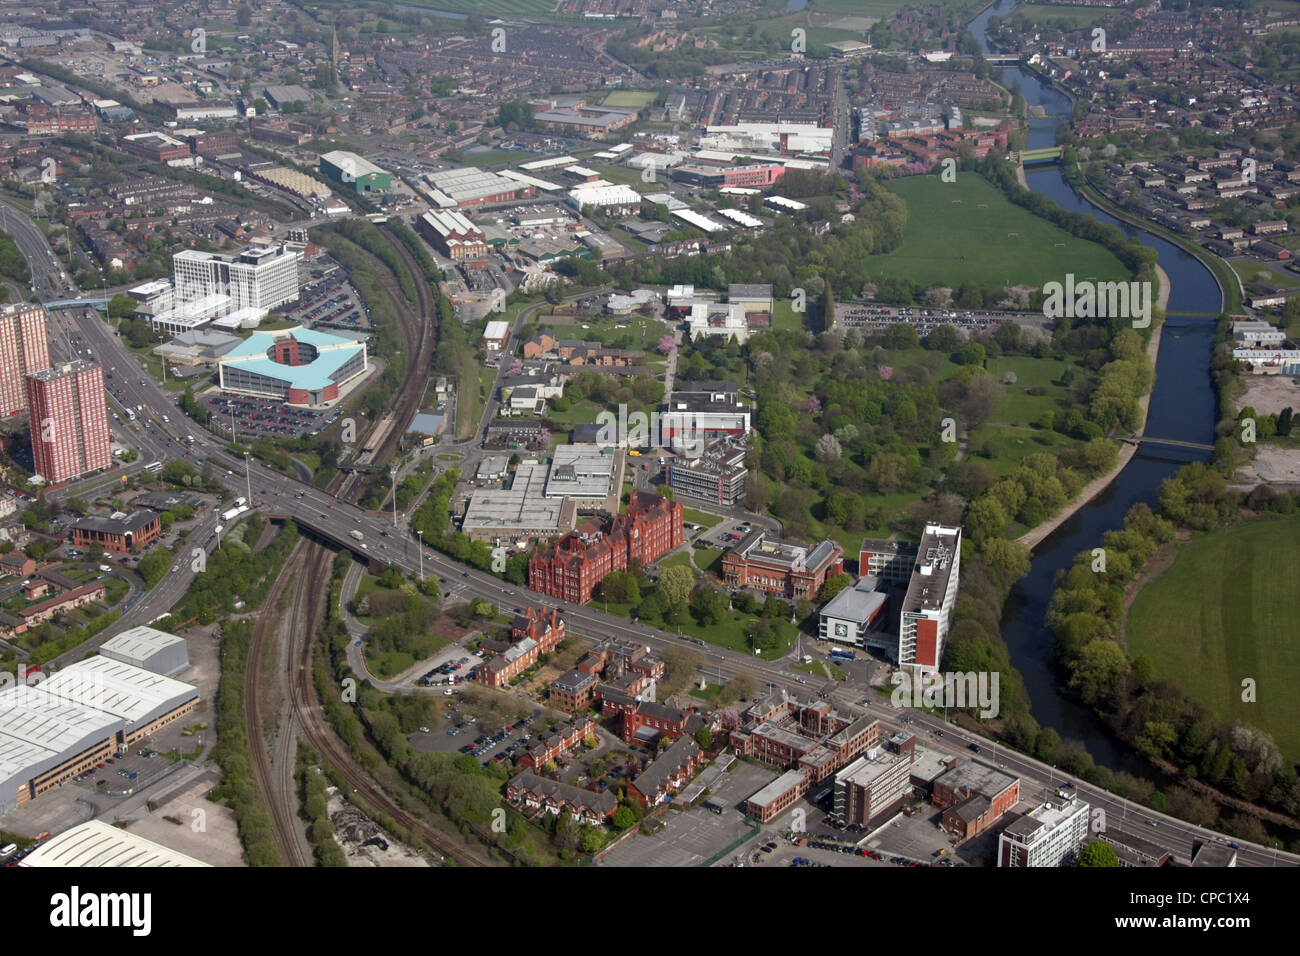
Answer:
(1230, 258, 1300, 292)
(579, 314, 669, 351)
(868, 175, 1130, 290)
(545, 397, 604, 428)
(308, 0, 558, 14)
(966, 424, 1075, 477)
(770, 299, 806, 333)
(658, 551, 694, 572)
(1009, 4, 1114, 27)
(794, 660, 847, 682)
(696, 547, 725, 576)
(1126, 516, 1300, 761)
(683, 508, 724, 530)
(602, 90, 657, 108)
(453, 149, 531, 168)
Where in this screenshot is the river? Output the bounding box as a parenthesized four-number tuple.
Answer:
(967, 0, 1221, 770)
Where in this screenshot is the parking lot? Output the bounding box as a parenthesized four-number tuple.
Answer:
(835, 305, 1051, 340)
(285, 273, 374, 334)
(598, 760, 776, 868)
(862, 806, 961, 864)
(692, 519, 753, 551)
(203, 394, 340, 440)
(407, 705, 544, 770)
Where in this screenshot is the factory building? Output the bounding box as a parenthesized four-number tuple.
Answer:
(0, 656, 199, 814)
(98, 626, 189, 676)
(318, 151, 391, 194)
(22, 819, 210, 866)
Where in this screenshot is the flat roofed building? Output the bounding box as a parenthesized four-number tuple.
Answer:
(0, 304, 50, 418)
(933, 759, 1020, 839)
(568, 182, 642, 215)
(899, 523, 961, 677)
(476, 455, 510, 481)
(462, 463, 569, 542)
(727, 283, 774, 314)
(26, 361, 111, 484)
(834, 734, 916, 824)
(858, 537, 917, 584)
(998, 792, 1091, 867)
(659, 380, 750, 453)
(22, 819, 209, 867)
(819, 581, 887, 646)
(666, 437, 747, 506)
(173, 243, 301, 316)
(746, 768, 810, 823)
(98, 626, 189, 676)
(544, 443, 617, 502)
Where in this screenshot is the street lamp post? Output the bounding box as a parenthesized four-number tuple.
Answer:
(244, 454, 253, 507)
(416, 530, 423, 583)
(391, 467, 398, 528)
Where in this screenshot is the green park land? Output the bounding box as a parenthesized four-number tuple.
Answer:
(1126, 517, 1300, 761)
(869, 175, 1130, 289)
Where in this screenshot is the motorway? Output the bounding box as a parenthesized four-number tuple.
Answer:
(5, 204, 1296, 868)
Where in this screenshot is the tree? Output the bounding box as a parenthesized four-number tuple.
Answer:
(696, 726, 713, 750)
(580, 827, 605, 853)
(107, 293, 136, 320)
(815, 433, 842, 464)
(613, 805, 636, 829)
(820, 573, 852, 603)
(138, 548, 171, 587)
(659, 565, 694, 610)
(926, 324, 960, 352)
(1077, 840, 1119, 867)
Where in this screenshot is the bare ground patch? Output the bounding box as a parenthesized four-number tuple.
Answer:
(1233, 375, 1300, 417)
(1236, 444, 1300, 484)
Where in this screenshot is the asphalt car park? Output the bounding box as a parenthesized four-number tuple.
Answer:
(202, 394, 336, 440)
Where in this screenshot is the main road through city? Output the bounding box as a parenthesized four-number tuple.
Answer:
(6, 203, 1295, 868)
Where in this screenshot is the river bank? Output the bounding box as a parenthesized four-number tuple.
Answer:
(1016, 263, 1171, 552)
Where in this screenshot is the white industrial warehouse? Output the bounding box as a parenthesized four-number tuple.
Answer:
(98, 625, 190, 676)
(22, 819, 210, 867)
(0, 640, 198, 814)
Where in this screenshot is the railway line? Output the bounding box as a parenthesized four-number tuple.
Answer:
(285, 540, 494, 867)
(244, 541, 313, 867)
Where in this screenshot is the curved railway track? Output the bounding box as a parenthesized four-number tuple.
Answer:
(286, 540, 493, 867)
(244, 542, 313, 867)
(337, 226, 438, 508)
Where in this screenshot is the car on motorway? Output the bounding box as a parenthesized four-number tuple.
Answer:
(1146, 819, 1159, 827)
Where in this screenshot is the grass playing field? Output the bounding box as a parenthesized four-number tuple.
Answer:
(601, 90, 657, 108)
(1009, 4, 1114, 28)
(868, 175, 1130, 289)
(1126, 517, 1300, 760)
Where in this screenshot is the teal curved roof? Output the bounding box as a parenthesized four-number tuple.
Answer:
(222, 326, 365, 391)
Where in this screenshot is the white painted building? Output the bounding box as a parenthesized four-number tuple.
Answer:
(998, 792, 1091, 867)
